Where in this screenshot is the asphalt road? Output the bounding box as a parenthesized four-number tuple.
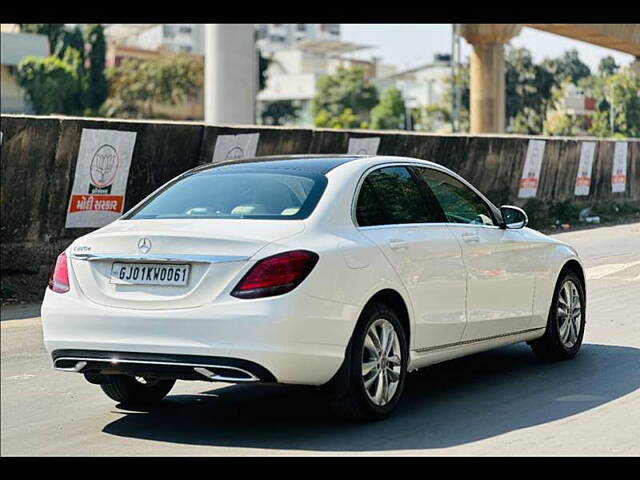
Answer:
(2, 223, 639, 456)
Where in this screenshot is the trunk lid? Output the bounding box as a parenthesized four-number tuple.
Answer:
(69, 219, 304, 310)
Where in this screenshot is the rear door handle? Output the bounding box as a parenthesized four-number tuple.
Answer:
(461, 233, 480, 244)
(388, 239, 409, 251)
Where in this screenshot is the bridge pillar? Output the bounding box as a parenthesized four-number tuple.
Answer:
(632, 57, 640, 77)
(459, 24, 522, 133)
(204, 24, 256, 125)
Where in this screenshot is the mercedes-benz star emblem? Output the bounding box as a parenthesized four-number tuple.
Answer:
(137, 237, 152, 254)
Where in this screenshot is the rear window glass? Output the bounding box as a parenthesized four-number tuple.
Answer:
(125, 169, 326, 220)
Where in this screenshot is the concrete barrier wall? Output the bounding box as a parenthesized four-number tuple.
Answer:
(1, 114, 638, 281)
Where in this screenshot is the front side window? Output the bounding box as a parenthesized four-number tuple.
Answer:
(416, 168, 495, 226)
(356, 166, 444, 226)
(126, 168, 326, 221)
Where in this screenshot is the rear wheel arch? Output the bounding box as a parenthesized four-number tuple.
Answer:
(361, 289, 411, 347)
(321, 288, 411, 394)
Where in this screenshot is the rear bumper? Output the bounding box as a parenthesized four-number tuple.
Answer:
(42, 287, 359, 385)
(52, 349, 277, 383)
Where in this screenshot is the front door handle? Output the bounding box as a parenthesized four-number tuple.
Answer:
(388, 239, 409, 251)
(461, 233, 480, 244)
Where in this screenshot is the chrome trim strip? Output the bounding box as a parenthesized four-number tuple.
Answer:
(69, 253, 249, 264)
(358, 222, 501, 231)
(53, 357, 260, 382)
(414, 327, 545, 354)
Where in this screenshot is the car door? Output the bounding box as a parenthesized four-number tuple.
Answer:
(415, 167, 535, 340)
(355, 165, 468, 350)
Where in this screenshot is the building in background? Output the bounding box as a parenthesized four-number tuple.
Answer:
(104, 25, 204, 120)
(105, 24, 205, 55)
(374, 54, 453, 132)
(256, 24, 340, 54)
(0, 24, 49, 114)
(257, 39, 396, 126)
(545, 84, 598, 134)
(562, 84, 597, 117)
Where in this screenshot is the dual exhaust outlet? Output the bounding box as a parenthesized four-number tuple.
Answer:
(53, 358, 260, 383)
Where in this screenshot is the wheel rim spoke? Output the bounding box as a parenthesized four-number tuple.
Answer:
(362, 360, 377, 376)
(373, 371, 385, 404)
(387, 354, 401, 366)
(364, 335, 380, 359)
(364, 370, 378, 390)
(368, 328, 383, 354)
(386, 367, 400, 382)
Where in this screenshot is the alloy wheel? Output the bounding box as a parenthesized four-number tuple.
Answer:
(361, 318, 402, 406)
(557, 280, 582, 349)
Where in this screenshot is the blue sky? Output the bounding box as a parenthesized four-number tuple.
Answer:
(341, 24, 635, 72)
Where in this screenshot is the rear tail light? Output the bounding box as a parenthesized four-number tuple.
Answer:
(48, 252, 70, 294)
(231, 250, 319, 299)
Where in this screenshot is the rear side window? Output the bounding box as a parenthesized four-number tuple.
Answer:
(126, 169, 326, 220)
(356, 166, 444, 226)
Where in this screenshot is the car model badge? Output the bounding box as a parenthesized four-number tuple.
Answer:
(137, 237, 152, 254)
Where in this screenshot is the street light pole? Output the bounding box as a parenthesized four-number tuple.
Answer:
(451, 24, 457, 133)
(609, 83, 615, 134)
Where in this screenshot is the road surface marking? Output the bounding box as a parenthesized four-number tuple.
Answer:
(586, 261, 640, 280)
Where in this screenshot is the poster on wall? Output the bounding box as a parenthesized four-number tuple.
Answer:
(65, 128, 137, 228)
(611, 141, 628, 193)
(212, 133, 260, 162)
(574, 141, 596, 196)
(518, 139, 546, 198)
(347, 137, 380, 155)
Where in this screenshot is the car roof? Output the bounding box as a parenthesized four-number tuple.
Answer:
(188, 154, 442, 176)
(189, 155, 365, 175)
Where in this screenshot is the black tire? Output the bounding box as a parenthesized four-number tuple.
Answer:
(100, 375, 175, 405)
(327, 302, 408, 421)
(529, 269, 586, 361)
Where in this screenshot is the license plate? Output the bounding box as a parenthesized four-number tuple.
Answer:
(110, 263, 190, 286)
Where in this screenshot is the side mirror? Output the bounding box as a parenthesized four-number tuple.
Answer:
(500, 205, 528, 229)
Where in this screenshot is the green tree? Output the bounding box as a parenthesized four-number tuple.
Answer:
(260, 100, 300, 125)
(588, 66, 640, 138)
(16, 48, 85, 115)
(85, 24, 108, 114)
(370, 87, 406, 130)
(102, 55, 203, 119)
(258, 50, 271, 92)
(441, 62, 470, 132)
(312, 66, 378, 127)
(60, 26, 86, 74)
(314, 108, 363, 129)
(598, 56, 619, 77)
(546, 49, 591, 85)
(18, 24, 66, 56)
(505, 47, 556, 134)
(414, 104, 452, 132)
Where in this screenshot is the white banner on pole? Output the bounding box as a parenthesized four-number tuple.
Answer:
(611, 141, 628, 193)
(347, 137, 380, 155)
(212, 133, 260, 162)
(65, 128, 137, 228)
(574, 141, 596, 196)
(518, 139, 546, 198)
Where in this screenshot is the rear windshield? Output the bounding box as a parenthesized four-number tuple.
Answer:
(124, 168, 327, 220)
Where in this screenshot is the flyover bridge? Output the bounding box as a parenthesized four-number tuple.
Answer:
(459, 24, 640, 133)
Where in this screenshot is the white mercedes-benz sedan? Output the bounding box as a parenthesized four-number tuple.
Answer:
(42, 155, 586, 420)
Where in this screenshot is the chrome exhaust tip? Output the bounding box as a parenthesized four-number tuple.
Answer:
(194, 366, 259, 383)
(54, 360, 87, 372)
